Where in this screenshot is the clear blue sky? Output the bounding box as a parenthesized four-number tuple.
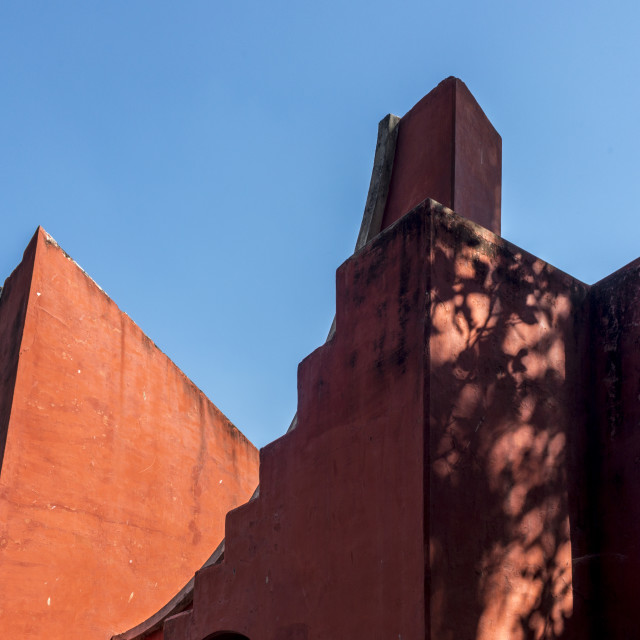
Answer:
(1, 2, 639, 448)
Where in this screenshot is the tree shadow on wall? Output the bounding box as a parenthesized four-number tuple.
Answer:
(427, 219, 588, 640)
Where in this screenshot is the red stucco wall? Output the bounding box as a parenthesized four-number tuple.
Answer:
(115, 79, 640, 640)
(167, 205, 431, 640)
(587, 259, 640, 638)
(0, 232, 37, 474)
(427, 211, 588, 638)
(381, 77, 501, 235)
(7, 78, 637, 639)
(158, 202, 592, 640)
(0, 228, 259, 639)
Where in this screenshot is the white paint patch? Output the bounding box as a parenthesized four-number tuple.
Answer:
(219, 479, 223, 484)
(47, 597, 51, 606)
(129, 559, 132, 564)
(36, 292, 41, 297)
(128, 592, 134, 603)
(77, 369, 81, 374)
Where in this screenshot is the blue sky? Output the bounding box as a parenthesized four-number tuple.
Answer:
(1, 2, 639, 448)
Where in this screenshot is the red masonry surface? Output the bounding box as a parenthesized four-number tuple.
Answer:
(159, 202, 594, 640)
(0, 228, 259, 639)
(124, 79, 640, 640)
(381, 77, 502, 235)
(4, 78, 640, 639)
(586, 259, 640, 639)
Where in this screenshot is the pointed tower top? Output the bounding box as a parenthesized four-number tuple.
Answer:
(381, 77, 502, 235)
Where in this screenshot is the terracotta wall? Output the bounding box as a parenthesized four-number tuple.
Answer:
(113, 75, 640, 638)
(427, 210, 589, 639)
(165, 204, 431, 640)
(0, 232, 37, 471)
(587, 259, 640, 638)
(6, 78, 637, 639)
(115, 201, 640, 639)
(156, 201, 594, 640)
(381, 77, 501, 235)
(0, 228, 259, 639)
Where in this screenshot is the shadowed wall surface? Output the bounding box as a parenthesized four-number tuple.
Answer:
(427, 212, 588, 638)
(113, 78, 640, 640)
(7, 78, 640, 639)
(154, 201, 596, 640)
(587, 259, 640, 638)
(0, 228, 259, 639)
